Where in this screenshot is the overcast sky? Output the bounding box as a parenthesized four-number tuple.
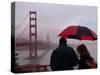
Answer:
(15, 2, 97, 44)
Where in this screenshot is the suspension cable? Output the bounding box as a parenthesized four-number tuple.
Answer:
(16, 24, 29, 40)
(15, 14, 29, 30)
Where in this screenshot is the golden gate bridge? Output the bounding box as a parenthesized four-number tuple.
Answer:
(14, 11, 51, 72)
(15, 11, 37, 57)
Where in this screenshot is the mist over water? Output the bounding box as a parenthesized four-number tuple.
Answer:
(16, 42, 97, 67)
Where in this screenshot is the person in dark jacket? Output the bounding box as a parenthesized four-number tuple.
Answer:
(50, 37, 79, 71)
(77, 44, 97, 69)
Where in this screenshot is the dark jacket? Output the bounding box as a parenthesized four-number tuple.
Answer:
(50, 44, 79, 71)
(78, 55, 95, 69)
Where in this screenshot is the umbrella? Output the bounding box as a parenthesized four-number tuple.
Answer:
(58, 25, 97, 41)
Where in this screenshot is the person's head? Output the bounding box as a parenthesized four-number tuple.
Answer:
(59, 37, 67, 45)
(77, 44, 91, 57)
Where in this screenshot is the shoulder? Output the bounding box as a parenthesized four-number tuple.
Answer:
(67, 46, 74, 51)
(52, 48, 59, 53)
(80, 56, 94, 62)
(84, 56, 94, 60)
(87, 56, 94, 62)
(68, 46, 74, 49)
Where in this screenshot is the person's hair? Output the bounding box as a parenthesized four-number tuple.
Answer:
(77, 44, 91, 57)
(59, 37, 67, 44)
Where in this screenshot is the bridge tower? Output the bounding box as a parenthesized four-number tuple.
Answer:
(47, 33, 50, 48)
(29, 11, 37, 57)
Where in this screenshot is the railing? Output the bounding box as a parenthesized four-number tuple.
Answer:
(15, 64, 50, 73)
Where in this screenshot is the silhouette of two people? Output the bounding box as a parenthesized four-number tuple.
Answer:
(50, 37, 79, 71)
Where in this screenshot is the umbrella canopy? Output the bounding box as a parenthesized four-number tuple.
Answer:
(58, 25, 97, 41)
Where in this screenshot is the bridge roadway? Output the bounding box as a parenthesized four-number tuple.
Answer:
(16, 42, 32, 47)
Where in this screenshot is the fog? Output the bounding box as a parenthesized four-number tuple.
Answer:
(15, 2, 97, 44)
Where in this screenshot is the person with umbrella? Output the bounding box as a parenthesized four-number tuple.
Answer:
(58, 25, 97, 69)
(50, 37, 79, 71)
(77, 44, 97, 69)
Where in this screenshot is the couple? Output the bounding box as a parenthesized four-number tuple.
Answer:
(50, 37, 97, 71)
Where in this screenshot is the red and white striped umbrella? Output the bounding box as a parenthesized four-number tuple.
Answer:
(58, 25, 97, 41)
